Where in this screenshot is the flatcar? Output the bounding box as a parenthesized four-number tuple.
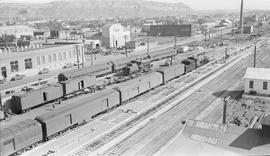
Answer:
(0, 120, 43, 156)
(148, 49, 177, 60)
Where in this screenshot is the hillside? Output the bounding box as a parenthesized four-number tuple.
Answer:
(0, 0, 192, 20)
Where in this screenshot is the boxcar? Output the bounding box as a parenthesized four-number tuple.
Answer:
(61, 75, 96, 95)
(157, 63, 185, 82)
(114, 72, 163, 102)
(11, 83, 63, 114)
(181, 59, 196, 73)
(0, 120, 42, 156)
(58, 63, 112, 81)
(35, 89, 120, 140)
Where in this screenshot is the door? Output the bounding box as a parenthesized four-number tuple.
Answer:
(78, 80, 84, 90)
(43, 92, 48, 101)
(3, 138, 15, 155)
(64, 114, 72, 127)
(1, 66, 7, 78)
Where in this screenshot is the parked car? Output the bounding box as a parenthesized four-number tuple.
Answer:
(38, 68, 50, 74)
(10, 74, 25, 81)
(63, 63, 73, 69)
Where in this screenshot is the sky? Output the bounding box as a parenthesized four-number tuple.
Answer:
(0, 0, 269, 10)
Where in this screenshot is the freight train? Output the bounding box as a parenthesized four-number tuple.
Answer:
(0, 62, 193, 156)
(8, 50, 181, 114)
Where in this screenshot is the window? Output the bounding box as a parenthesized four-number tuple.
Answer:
(10, 61, 19, 72)
(42, 56, 46, 64)
(249, 81, 254, 89)
(24, 58, 32, 69)
(69, 51, 72, 58)
(63, 52, 66, 60)
(263, 82, 268, 90)
(36, 56, 41, 65)
(53, 53, 56, 62)
(48, 55, 52, 63)
(59, 53, 62, 61)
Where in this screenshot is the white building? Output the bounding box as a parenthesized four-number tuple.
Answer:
(0, 25, 35, 38)
(102, 23, 131, 48)
(244, 67, 270, 96)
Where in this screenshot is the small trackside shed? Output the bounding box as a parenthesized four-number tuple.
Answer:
(35, 89, 120, 139)
(0, 120, 42, 156)
(244, 67, 270, 96)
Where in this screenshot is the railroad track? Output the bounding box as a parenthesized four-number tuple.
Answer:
(68, 41, 265, 156)
(97, 41, 270, 156)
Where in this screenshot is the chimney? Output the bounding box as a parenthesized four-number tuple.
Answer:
(261, 115, 270, 137)
(239, 0, 244, 34)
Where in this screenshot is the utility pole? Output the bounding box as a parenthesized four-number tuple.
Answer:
(174, 36, 177, 49)
(76, 45, 80, 69)
(81, 45, 84, 68)
(254, 45, 257, 68)
(225, 47, 228, 59)
(223, 96, 230, 124)
(147, 38, 150, 54)
(125, 35, 127, 57)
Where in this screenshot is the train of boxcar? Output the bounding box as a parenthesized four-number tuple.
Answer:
(0, 63, 187, 156)
(9, 52, 175, 114)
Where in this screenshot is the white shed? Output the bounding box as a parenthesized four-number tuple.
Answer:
(244, 67, 270, 95)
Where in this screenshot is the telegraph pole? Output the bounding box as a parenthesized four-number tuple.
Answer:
(223, 96, 230, 124)
(76, 45, 80, 69)
(254, 45, 257, 68)
(81, 45, 84, 68)
(174, 36, 177, 48)
(147, 38, 150, 54)
(125, 35, 127, 57)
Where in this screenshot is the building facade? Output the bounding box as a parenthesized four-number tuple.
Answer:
(149, 24, 197, 37)
(0, 44, 84, 79)
(102, 24, 131, 48)
(0, 25, 35, 38)
(244, 68, 270, 96)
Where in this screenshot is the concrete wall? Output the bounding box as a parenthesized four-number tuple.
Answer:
(244, 78, 270, 95)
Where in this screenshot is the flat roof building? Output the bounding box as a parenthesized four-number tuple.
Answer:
(244, 67, 270, 96)
(102, 23, 131, 48)
(0, 44, 84, 79)
(0, 25, 35, 38)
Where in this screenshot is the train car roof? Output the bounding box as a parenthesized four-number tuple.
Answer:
(114, 72, 161, 90)
(35, 89, 117, 122)
(0, 119, 40, 141)
(157, 63, 185, 72)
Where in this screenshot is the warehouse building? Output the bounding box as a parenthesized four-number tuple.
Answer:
(102, 23, 131, 48)
(149, 24, 198, 37)
(0, 25, 35, 38)
(244, 67, 270, 96)
(0, 44, 84, 79)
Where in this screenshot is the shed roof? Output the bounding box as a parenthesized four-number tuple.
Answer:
(244, 67, 270, 81)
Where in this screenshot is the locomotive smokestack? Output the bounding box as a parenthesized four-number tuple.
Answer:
(239, 0, 244, 34)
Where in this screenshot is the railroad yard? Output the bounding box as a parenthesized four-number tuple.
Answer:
(1, 24, 270, 156)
